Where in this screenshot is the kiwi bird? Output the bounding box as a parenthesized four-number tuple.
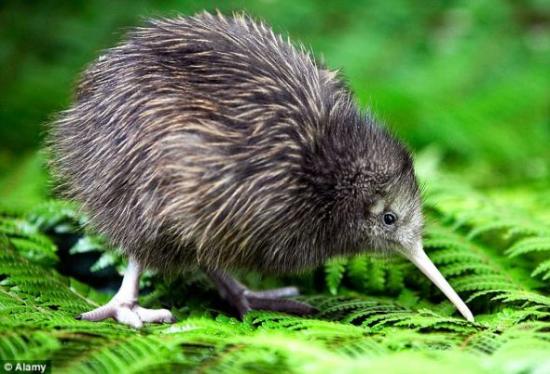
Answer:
(49, 12, 474, 328)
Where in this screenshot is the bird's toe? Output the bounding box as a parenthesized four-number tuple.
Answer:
(135, 306, 176, 324)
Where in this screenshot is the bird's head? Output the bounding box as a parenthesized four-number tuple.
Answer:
(357, 159, 474, 322)
(306, 108, 474, 321)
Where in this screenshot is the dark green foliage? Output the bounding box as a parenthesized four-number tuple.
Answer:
(1, 161, 550, 372)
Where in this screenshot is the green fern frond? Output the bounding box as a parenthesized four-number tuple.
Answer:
(532, 260, 550, 280)
(0, 216, 58, 266)
(366, 258, 386, 292)
(347, 255, 368, 291)
(324, 257, 347, 295)
(26, 200, 84, 232)
(506, 236, 550, 257)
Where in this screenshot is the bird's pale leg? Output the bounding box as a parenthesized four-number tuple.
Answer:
(206, 270, 317, 319)
(77, 258, 175, 328)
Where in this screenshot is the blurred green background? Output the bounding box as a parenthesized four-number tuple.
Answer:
(0, 0, 549, 209)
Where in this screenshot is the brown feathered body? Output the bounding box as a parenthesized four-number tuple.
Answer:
(50, 12, 417, 275)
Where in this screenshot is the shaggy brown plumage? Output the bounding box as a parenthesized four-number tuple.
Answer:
(49, 12, 476, 326)
(50, 12, 419, 276)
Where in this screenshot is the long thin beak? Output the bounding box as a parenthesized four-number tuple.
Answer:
(400, 243, 475, 322)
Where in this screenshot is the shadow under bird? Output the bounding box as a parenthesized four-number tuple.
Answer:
(49, 12, 474, 328)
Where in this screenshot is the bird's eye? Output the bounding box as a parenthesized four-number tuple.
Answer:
(383, 212, 397, 226)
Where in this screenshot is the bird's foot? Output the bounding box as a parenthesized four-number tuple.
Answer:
(76, 299, 175, 329)
(207, 270, 317, 319)
(238, 287, 317, 318)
